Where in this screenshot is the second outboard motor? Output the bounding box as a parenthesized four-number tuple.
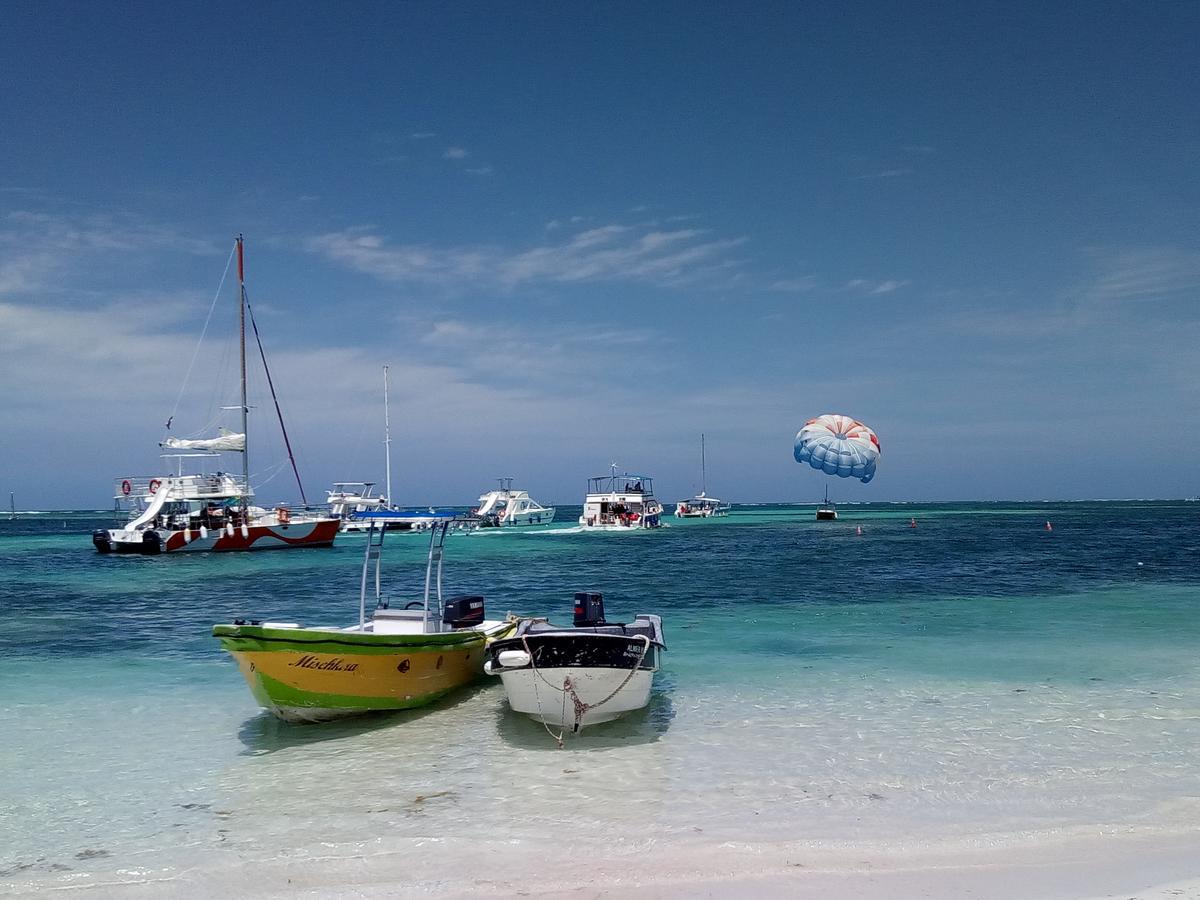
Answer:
(443, 595, 485, 628)
(574, 592, 605, 626)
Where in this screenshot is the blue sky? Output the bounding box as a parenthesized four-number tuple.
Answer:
(2, 1, 1198, 507)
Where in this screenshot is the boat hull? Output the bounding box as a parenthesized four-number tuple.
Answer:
(494, 666, 655, 728)
(212, 623, 511, 723)
(95, 519, 339, 554)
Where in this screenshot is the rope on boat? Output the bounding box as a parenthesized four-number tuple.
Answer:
(164, 242, 236, 438)
(521, 633, 651, 748)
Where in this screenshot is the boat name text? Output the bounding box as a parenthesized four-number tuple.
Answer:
(290, 655, 359, 672)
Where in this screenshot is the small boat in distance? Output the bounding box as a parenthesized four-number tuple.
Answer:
(485, 592, 665, 737)
(474, 478, 556, 527)
(213, 520, 517, 723)
(816, 485, 838, 521)
(93, 236, 339, 554)
(327, 481, 389, 529)
(675, 434, 730, 518)
(578, 466, 664, 530)
(8, 492, 14, 521)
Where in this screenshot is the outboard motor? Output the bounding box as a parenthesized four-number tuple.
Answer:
(574, 592, 605, 627)
(443, 595, 485, 628)
(91, 529, 112, 553)
(141, 531, 163, 555)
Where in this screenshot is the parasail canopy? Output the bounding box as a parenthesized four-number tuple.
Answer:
(793, 414, 880, 483)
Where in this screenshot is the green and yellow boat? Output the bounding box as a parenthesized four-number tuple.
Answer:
(213, 520, 517, 723)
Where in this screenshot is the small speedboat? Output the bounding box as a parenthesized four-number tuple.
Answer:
(484, 592, 665, 734)
(212, 520, 516, 723)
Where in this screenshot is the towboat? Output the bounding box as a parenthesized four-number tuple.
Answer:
(485, 592, 665, 735)
(815, 485, 838, 521)
(475, 478, 556, 527)
(212, 520, 517, 723)
(578, 466, 664, 530)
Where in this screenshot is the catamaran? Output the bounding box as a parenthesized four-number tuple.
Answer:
(213, 520, 517, 723)
(578, 465, 664, 530)
(674, 434, 730, 518)
(92, 236, 339, 554)
(474, 478, 556, 527)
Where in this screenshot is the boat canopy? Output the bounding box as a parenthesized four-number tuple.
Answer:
(587, 473, 654, 495)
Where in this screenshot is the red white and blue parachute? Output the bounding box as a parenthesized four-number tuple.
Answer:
(793, 414, 881, 484)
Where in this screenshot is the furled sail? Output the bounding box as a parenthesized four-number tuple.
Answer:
(161, 429, 246, 452)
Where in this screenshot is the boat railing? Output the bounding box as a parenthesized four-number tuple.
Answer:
(112, 473, 252, 501)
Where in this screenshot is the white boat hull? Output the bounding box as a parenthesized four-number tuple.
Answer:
(495, 666, 654, 728)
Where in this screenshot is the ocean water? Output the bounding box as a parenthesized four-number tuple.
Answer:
(2, 502, 1199, 892)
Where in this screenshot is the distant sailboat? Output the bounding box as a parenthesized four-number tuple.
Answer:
(674, 434, 730, 518)
(8, 492, 15, 521)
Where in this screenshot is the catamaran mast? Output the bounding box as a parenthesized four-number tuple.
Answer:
(236, 235, 249, 513)
(701, 433, 707, 495)
(383, 365, 393, 505)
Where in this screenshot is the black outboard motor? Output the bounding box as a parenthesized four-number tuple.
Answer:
(92, 529, 113, 553)
(141, 530, 163, 555)
(574, 592, 605, 626)
(443, 595, 485, 628)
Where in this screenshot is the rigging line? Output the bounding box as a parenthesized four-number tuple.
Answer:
(165, 241, 237, 435)
(243, 290, 308, 507)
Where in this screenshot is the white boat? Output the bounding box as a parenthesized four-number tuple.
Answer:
(327, 481, 388, 525)
(675, 434, 730, 517)
(93, 237, 339, 555)
(578, 466, 664, 530)
(484, 592, 665, 736)
(816, 485, 838, 521)
(474, 478, 556, 527)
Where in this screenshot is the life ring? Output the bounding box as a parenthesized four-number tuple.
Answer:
(121, 479, 132, 496)
(148, 479, 161, 495)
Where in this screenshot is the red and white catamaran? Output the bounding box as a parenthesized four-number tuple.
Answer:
(93, 236, 339, 555)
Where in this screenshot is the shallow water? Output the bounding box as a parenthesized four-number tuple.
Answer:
(2, 502, 1199, 890)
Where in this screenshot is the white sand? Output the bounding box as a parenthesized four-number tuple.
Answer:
(14, 828, 1198, 899)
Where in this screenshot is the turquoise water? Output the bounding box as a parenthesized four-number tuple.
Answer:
(2, 503, 1199, 891)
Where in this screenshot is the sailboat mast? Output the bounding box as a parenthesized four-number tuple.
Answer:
(237, 235, 249, 509)
(701, 433, 706, 495)
(383, 365, 393, 505)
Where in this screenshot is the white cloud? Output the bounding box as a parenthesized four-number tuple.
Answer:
(443, 146, 468, 159)
(769, 276, 817, 293)
(308, 222, 746, 291)
(843, 278, 908, 294)
(853, 168, 912, 180)
(1086, 247, 1200, 302)
(466, 165, 493, 175)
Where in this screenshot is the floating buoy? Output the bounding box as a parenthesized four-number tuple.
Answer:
(1045, 521, 1053, 531)
(909, 518, 917, 529)
(855, 525, 863, 536)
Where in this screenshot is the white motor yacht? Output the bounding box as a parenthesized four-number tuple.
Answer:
(578, 466, 664, 530)
(474, 478, 556, 527)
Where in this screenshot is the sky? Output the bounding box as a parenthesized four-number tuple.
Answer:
(2, 1, 1198, 508)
